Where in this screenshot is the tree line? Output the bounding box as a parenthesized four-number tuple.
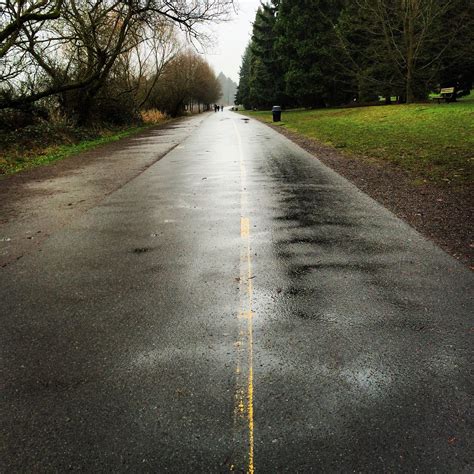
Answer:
(0, 0, 231, 125)
(236, 0, 474, 109)
(216, 72, 237, 106)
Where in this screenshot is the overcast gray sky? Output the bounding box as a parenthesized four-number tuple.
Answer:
(205, 0, 261, 84)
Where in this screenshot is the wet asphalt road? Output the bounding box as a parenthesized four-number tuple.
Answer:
(1, 110, 473, 472)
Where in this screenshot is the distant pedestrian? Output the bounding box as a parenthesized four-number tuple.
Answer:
(220, 105, 224, 111)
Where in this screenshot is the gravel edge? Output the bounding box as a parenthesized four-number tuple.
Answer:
(258, 119, 473, 269)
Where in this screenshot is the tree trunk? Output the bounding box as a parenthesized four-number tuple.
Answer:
(406, 68, 415, 103)
(76, 91, 95, 126)
(404, 0, 416, 103)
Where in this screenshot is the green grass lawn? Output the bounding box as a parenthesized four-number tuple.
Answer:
(243, 96, 474, 185)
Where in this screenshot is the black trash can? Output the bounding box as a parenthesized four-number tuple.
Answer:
(272, 105, 281, 122)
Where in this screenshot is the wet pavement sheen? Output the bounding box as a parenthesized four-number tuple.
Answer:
(1, 110, 473, 472)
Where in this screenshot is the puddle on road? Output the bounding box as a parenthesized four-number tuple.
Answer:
(132, 247, 152, 254)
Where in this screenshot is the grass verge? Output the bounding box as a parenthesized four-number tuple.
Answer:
(241, 97, 473, 186)
(0, 121, 163, 176)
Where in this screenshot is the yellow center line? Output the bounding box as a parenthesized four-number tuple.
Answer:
(233, 119, 255, 474)
(241, 218, 250, 238)
(246, 242, 255, 474)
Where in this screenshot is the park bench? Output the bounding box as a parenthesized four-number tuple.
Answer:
(432, 87, 456, 103)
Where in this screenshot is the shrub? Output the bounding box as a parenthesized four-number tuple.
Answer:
(140, 109, 168, 124)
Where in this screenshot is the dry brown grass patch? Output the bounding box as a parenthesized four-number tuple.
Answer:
(141, 109, 168, 124)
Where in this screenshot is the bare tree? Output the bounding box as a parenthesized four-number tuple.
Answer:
(0, 0, 63, 58)
(352, 0, 474, 102)
(0, 0, 234, 115)
(147, 49, 220, 116)
(122, 18, 180, 109)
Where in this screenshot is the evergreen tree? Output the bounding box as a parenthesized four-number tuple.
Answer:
(236, 0, 473, 108)
(275, 0, 347, 107)
(248, 1, 285, 108)
(235, 44, 253, 108)
(435, 0, 474, 95)
(217, 72, 238, 105)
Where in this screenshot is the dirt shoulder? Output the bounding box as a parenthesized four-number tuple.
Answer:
(260, 120, 473, 269)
